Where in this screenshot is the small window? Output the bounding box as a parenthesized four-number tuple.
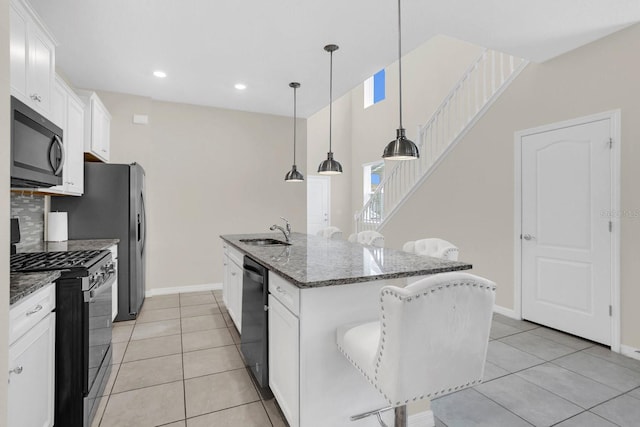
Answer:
(363, 161, 385, 222)
(363, 161, 384, 202)
(363, 69, 385, 109)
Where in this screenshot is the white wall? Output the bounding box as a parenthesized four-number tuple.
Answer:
(98, 92, 307, 292)
(306, 35, 484, 235)
(306, 93, 353, 235)
(350, 36, 484, 219)
(0, 0, 10, 421)
(382, 23, 640, 349)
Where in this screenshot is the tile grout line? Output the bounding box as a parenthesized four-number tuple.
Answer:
(215, 293, 277, 426)
(545, 354, 640, 398)
(580, 348, 640, 374)
(97, 319, 134, 427)
(180, 296, 188, 424)
(478, 342, 637, 426)
(509, 363, 628, 412)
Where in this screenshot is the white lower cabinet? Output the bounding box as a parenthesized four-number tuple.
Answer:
(8, 283, 56, 427)
(268, 294, 299, 427)
(267, 273, 393, 427)
(222, 243, 243, 332)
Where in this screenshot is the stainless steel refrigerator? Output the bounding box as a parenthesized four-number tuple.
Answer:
(52, 162, 146, 321)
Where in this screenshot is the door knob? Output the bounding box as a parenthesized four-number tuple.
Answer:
(522, 234, 534, 241)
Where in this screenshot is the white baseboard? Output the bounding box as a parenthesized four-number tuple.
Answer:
(493, 305, 519, 319)
(145, 282, 222, 298)
(620, 344, 640, 361)
(409, 410, 434, 427)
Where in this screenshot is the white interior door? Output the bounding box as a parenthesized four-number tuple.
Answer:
(521, 118, 612, 345)
(307, 175, 330, 235)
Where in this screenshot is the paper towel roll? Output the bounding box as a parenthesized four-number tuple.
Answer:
(47, 212, 68, 242)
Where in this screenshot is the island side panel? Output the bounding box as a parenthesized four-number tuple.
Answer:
(298, 279, 406, 427)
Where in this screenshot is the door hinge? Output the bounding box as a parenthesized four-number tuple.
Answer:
(609, 138, 613, 149)
(609, 221, 613, 232)
(609, 305, 613, 316)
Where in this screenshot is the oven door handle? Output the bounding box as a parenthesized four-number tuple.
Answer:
(53, 135, 65, 176)
(85, 274, 115, 303)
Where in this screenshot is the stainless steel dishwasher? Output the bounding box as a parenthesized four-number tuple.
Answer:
(240, 256, 270, 390)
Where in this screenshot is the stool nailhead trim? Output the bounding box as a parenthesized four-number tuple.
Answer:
(338, 278, 496, 406)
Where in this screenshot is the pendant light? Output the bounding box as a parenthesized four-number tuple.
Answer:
(285, 82, 304, 182)
(382, 0, 419, 160)
(318, 44, 343, 175)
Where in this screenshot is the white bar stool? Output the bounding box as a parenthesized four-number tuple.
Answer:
(336, 272, 496, 427)
(402, 238, 459, 261)
(348, 230, 385, 248)
(317, 226, 343, 240)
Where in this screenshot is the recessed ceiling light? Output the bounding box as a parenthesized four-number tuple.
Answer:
(234, 83, 247, 90)
(153, 70, 167, 78)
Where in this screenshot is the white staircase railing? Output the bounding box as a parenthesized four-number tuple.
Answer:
(355, 49, 529, 232)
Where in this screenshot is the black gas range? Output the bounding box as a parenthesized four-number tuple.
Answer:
(11, 250, 108, 282)
(11, 249, 116, 427)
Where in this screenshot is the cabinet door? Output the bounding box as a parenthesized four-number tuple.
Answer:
(27, 24, 55, 115)
(50, 77, 66, 128)
(228, 261, 243, 331)
(9, 2, 28, 100)
(268, 295, 299, 427)
(65, 95, 85, 194)
(100, 107, 111, 160)
(8, 314, 55, 427)
(45, 80, 67, 193)
(90, 100, 110, 161)
(90, 99, 103, 155)
(222, 252, 230, 308)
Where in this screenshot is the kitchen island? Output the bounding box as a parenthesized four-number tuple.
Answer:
(220, 232, 472, 427)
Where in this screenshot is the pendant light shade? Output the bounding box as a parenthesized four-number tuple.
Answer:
(318, 44, 343, 175)
(317, 152, 342, 175)
(285, 165, 304, 181)
(382, 0, 419, 160)
(285, 82, 304, 182)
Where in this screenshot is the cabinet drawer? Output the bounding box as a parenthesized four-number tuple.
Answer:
(228, 245, 243, 267)
(269, 272, 300, 316)
(10, 283, 55, 345)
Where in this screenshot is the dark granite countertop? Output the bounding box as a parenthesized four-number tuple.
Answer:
(220, 232, 472, 288)
(10, 271, 61, 306)
(21, 239, 120, 252)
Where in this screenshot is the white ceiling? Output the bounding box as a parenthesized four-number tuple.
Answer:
(29, 0, 640, 118)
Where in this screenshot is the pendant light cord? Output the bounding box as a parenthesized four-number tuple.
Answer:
(329, 49, 333, 153)
(397, 0, 403, 130)
(293, 85, 297, 164)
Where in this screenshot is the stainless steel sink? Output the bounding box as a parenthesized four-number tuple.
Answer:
(239, 238, 291, 246)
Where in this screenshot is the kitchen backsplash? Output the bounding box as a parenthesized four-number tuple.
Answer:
(11, 193, 45, 250)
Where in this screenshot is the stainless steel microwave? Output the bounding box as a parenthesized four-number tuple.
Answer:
(10, 96, 64, 188)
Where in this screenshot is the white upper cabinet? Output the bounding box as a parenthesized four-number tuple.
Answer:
(77, 91, 111, 163)
(10, 0, 56, 118)
(42, 76, 85, 196)
(65, 94, 85, 194)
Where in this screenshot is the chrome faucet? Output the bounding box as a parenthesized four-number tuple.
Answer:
(270, 217, 291, 242)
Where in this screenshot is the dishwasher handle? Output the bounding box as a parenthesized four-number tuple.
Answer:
(244, 267, 264, 284)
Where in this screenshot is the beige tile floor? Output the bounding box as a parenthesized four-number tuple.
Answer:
(92, 290, 288, 427)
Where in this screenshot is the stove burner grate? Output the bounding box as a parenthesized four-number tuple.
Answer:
(10, 250, 107, 273)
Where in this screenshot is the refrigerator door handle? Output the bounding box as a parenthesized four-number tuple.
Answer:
(140, 192, 147, 255)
